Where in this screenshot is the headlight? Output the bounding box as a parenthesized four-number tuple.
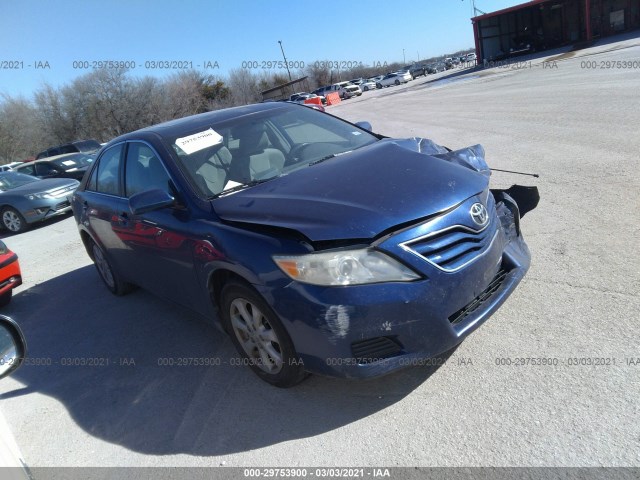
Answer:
(273, 248, 421, 286)
(25, 192, 53, 200)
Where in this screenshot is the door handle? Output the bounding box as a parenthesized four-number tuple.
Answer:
(116, 211, 129, 225)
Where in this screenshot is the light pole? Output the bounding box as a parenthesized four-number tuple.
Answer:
(470, 0, 485, 16)
(278, 40, 293, 82)
(403, 49, 406, 64)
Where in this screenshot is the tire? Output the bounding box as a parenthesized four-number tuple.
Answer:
(376, 83, 381, 89)
(221, 281, 307, 387)
(363, 86, 368, 91)
(90, 241, 135, 296)
(0, 290, 12, 307)
(1, 207, 27, 233)
(395, 79, 400, 85)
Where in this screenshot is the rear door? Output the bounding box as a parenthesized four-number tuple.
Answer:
(79, 143, 132, 280)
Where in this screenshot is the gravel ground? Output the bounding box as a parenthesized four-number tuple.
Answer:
(0, 33, 639, 469)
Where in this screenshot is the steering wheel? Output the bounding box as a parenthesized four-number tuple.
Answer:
(285, 143, 312, 166)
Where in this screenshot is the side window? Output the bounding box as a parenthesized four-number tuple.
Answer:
(87, 144, 123, 195)
(35, 163, 57, 176)
(18, 165, 35, 176)
(124, 142, 171, 198)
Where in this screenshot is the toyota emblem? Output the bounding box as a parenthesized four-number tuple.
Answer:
(470, 203, 489, 227)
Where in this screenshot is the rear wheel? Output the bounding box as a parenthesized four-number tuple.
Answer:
(1, 208, 27, 233)
(91, 241, 134, 296)
(395, 79, 400, 85)
(221, 281, 307, 387)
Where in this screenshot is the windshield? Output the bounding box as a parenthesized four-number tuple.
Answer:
(0, 172, 39, 191)
(165, 105, 378, 198)
(73, 140, 101, 152)
(51, 153, 95, 169)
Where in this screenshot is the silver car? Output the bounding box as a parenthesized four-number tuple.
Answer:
(0, 171, 78, 233)
(376, 72, 410, 88)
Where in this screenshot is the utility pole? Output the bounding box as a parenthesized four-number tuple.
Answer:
(278, 40, 293, 82)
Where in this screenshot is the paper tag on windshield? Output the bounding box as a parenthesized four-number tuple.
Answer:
(62, 160, 76, 166)
(223, 180, 243, 191)
(175, 128, 223, 155)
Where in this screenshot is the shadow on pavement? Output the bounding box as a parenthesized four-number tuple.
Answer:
(1, 265, 450, 456)
(0, 212, 73, 240)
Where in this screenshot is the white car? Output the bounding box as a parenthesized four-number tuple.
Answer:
(393, 69, 412, 80)
(315, 82, 361, 99)
(359, 80, 377, 91)
(0, 162, 23, 172)
(376, 72, 410, 88)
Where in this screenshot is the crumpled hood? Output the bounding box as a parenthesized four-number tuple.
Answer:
(213, 138, 489, 241)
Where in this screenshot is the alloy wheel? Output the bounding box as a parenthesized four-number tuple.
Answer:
(229, 298, 283, 374)
(2, 210, 22, 232)
(92, 244, 115, 289)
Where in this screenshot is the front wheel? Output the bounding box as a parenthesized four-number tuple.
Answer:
(221, 281, 307, 387)
(395, 79, 400, 85)
(1, 208, 27, 233)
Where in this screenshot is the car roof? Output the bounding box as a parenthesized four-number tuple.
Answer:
(104, 102, 297, 147)
(32, 152, 88, 163)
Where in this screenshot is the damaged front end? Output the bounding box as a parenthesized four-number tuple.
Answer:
(258, 139, 539, 378)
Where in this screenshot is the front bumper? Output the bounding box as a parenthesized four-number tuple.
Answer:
(259, 194, 531, 379)
(23, 197, 73, 224)
(0, 254, 22, 296)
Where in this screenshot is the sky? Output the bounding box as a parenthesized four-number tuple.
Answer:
(0, 0, 521, 98)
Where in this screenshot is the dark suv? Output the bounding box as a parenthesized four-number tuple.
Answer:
(409, 64, 426, 79)
(36, 140, 102, 160)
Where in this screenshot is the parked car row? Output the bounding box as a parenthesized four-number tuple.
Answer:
(313, 81, 363, 100)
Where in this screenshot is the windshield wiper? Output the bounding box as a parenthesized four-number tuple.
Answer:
(308, 150, 352, 166)
(211, 177, 277, 199)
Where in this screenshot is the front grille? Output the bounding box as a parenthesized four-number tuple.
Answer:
(48, 185, 76, 198)
(402, 199, 498, 272)
(54, 201, 70, 211)
(448, 268, 509, 325)
(351, 337, 403, 364)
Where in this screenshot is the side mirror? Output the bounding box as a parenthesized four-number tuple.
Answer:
(129, 189, 175, 215)
(355, 121, 373, 132)
(0, 315, 27, 380)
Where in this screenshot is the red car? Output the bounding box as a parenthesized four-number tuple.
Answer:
(0, 240, 22, 306)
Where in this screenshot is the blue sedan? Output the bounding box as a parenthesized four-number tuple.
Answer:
(0, 172, 79, 233)
(71, 102, 536, 387)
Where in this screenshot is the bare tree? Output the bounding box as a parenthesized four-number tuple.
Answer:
(0, 95, 46, 162)
(228, 68, 261, 106)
